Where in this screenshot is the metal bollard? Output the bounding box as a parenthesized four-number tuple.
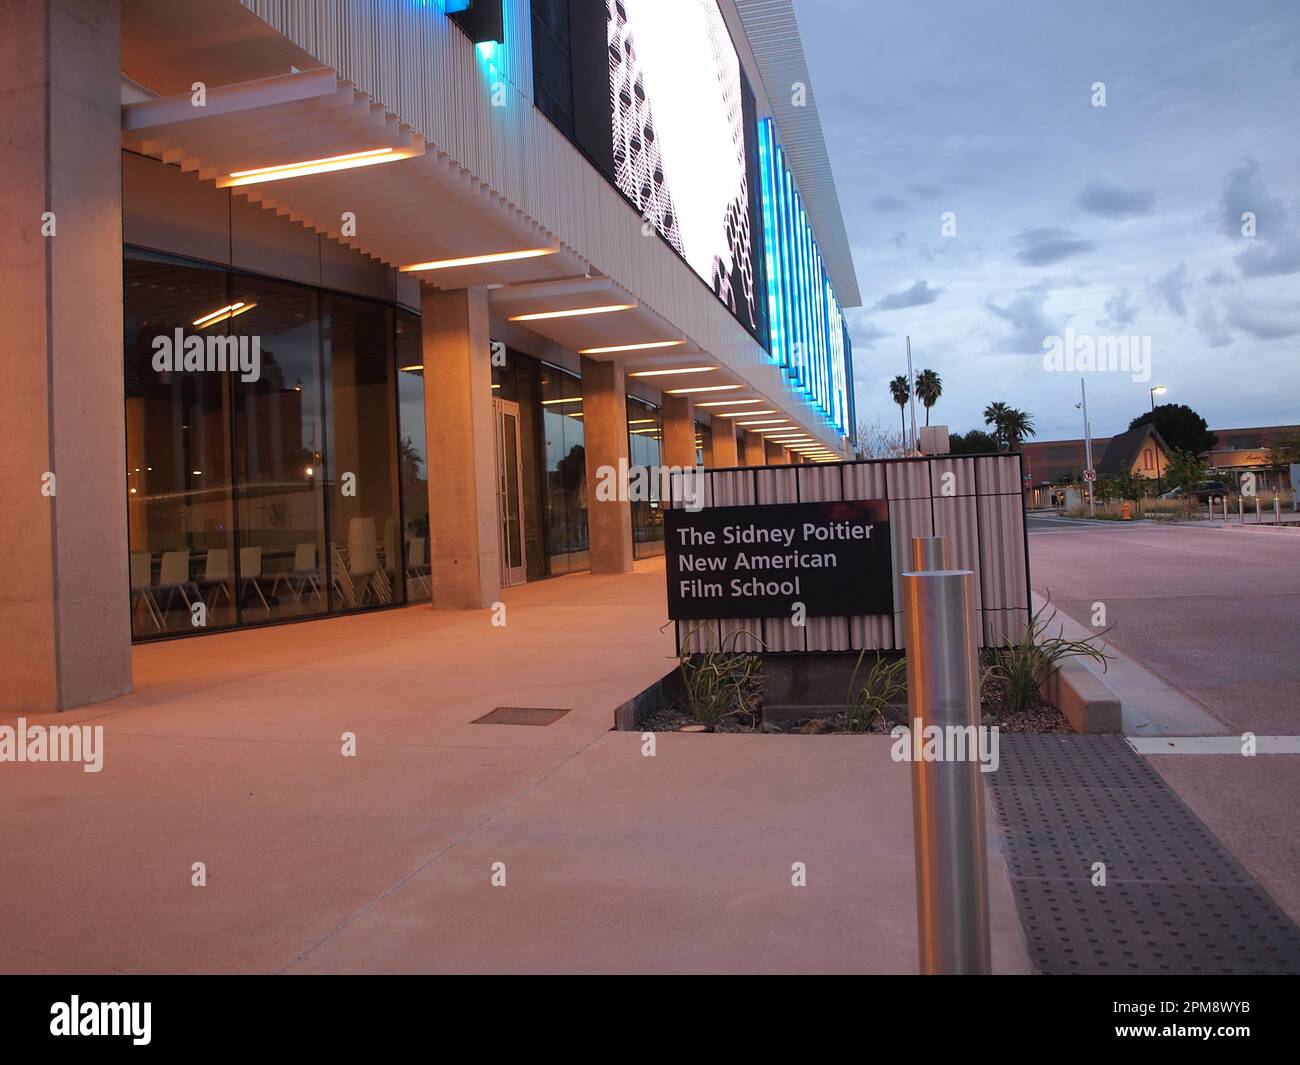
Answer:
(902, 569, 992, 975)
(1276, 496, 1282, 525)
(910, 536, 950, 571)
(1239, 497, 1244, 525)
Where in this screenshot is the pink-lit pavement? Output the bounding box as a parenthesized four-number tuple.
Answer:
(0, 558, 1029, 974)
(1027, 517, 1300, 924)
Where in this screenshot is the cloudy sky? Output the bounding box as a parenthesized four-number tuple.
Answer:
(795, 0, 1300, 440)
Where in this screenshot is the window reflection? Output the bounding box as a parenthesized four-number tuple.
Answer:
(123, 249, 426, 639)
(627, 395, 664, 558)
(540, 363, 587, 574)
(124, 252, 236, 635)
(322, 295, 400, 611)
(397, 311, 430, 602)
(230, 277, 327, 621)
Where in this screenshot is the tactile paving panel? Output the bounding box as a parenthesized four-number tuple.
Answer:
(991, 735, 1300, 974)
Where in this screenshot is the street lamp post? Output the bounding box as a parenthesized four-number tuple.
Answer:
(1149, 385, 1167, 496)
(1077, 378, 1094, 518)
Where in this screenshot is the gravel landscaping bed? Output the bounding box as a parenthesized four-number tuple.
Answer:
(638, 670, 1072, 735)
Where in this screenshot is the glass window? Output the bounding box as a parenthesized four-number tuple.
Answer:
(627, 395, 664, 558)
(321, 293, 401, 612)
(124, 251, 236, 636)
(540, 363, 587, 574)
(531, 0, 575, 137)
(695, 419, 711, 467)
(124, 249, 416, 639)
(396, 311, 430, 603)
(229, 276, 328, 623)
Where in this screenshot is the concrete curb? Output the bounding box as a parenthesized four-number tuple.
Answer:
(613, 667, 684, 731)
(1040, 659, 1122, 734)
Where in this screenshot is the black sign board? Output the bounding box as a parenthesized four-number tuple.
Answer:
(665, 500, 893, 620)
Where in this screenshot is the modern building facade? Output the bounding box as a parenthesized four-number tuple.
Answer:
(3, 0, 860, 710)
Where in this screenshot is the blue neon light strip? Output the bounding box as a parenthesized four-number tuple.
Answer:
(757, 118, 852, 433)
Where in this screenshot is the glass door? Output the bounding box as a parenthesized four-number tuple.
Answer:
(493, 398, 527, 585)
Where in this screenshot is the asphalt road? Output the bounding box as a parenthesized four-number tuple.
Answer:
(1025, 515, 1300, 926)
(1026, 517, 1300, 735)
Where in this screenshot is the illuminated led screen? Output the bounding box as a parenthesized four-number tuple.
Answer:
(606, 0, 763, 338)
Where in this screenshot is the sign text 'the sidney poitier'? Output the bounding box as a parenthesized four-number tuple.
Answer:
(665, 500, 893, 620)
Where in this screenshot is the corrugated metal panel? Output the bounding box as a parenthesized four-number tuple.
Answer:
(676, 454, 1028, 653)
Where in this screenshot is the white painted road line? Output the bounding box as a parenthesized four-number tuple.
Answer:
(1128, 736, 1300, 755)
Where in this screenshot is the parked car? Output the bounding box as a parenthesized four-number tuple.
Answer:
(1160, 480, 1230, 502)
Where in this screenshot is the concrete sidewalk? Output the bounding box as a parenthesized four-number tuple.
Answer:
(0, 559, 1029, 974)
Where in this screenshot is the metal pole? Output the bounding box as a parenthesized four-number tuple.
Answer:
(1276, 495, 1281, 525)
(910, 536, 950, 571)
(902, 568, 991, 975)
(1150, 387, 1162, 497)
(1239, 496, 1244, 525)
(906, 336, 919, 454)
(1256, 496, 1261, 525)
(1080, 378, 1095, 518)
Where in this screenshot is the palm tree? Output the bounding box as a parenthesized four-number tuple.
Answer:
(914, 369, 942, 426)
(983, 401, 1011, 448)
(889, 375, 910, 440)
(1001, 408, 1036, 451)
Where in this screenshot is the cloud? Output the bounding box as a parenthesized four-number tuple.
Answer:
(1013, 227, 1095, 266)
(1195, 303, 1233, 348)
(907, 182, 943, 198)
(1218, 161, 1300, 276)
(1076, 180, 1156, 219)
(1100, 288, 1137, 329)
(1151, 262, 1189, 317)
(985, 289, 1059, 353)
(844, 309, 892, 349)
(870, 194, 910, 213)
(1235, 234, 1300, 277)
(1225, 302, 1300, 340)
(872, 279, 942, 311)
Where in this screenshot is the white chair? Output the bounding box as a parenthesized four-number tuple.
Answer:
(156, 550, 196, 616)
(130, 551, 163, 631)
(271, 542, 321, 606)
(345, 516, 381, 605)
(406, 536, 430, 599)
(239, 546, 271, 614)
(199, 549, 232, 612)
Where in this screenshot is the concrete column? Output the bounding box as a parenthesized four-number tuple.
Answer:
(661, 394, 696, 468)
(709, 419, 740, 467)
(421, 286, 501, 607)
(742, 430, 767, 467)
(0, 0, 129, 711)
(581, 356, 634, 573)
(765, 440, 789, 465)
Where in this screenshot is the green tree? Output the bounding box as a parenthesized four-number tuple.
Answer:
(1165, 448, 1208, 517)
(1129, 403, 1216, 456)
(1000, 408, 1036, 451)
(889, 375, 910, 440)
(949, 428, 998, 454)
(914, 368, 943, 426)
(983, 401, 1011, 447)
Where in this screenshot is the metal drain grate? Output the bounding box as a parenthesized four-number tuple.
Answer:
(992, 734, 1300, 974)
(473, 706, 570, 726)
